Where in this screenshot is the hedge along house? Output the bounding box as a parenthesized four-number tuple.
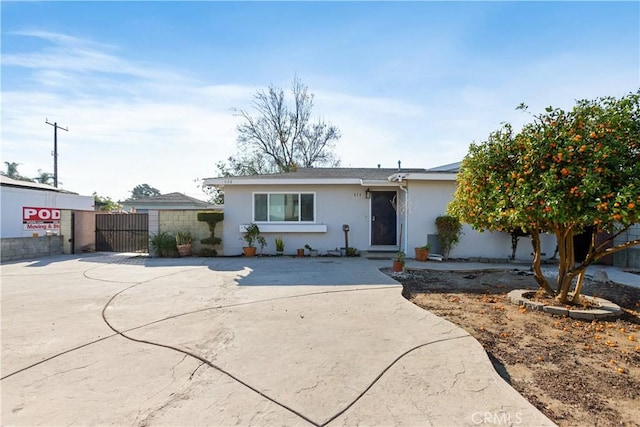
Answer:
(204, 163, 557, 260)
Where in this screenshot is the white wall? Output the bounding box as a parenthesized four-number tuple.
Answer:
(1, 186, 94, 238)
(222, 184, 377, 256)
(221, 180, 557, 260)
(405, 180, 556, 260)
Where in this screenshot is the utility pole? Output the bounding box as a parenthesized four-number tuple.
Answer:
(45, 119, 68, 188)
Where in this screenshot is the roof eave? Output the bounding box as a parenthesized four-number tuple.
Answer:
(204, 177, 397, 187)
(388, 172, 458, 182)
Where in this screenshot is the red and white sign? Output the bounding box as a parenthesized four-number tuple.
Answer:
(23, 207, 61, 231)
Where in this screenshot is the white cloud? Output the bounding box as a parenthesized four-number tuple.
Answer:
(2, 27, 638, 201)
(2, 31, 245, 201)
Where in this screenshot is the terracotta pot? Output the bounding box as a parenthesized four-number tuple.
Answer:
(392, 260, 404, 272)
(243, 247, 257, 257)
(414, 247, 429, 262)
(177, 244, 192, 257)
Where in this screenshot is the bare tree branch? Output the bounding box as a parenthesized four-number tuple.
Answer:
(227, 77, 341, 174)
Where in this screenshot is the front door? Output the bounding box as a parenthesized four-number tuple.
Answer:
(371, 191, 397, 246)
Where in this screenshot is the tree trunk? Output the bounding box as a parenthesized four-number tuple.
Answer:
(571, 228, 597, 303)
(556, 226, 576, 304)
(530, 230, 555, 296)
(571, 269, 587, 304)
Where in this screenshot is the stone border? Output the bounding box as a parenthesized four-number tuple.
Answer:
(507, 289, 623, 320)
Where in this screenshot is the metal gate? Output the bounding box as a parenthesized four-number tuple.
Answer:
(95, 214, 149, 253)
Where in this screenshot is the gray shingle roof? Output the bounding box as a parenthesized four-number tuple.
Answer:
(222, 168, 429, 181)
(425, 162, 461, 173)
(125, 192, 210, 206)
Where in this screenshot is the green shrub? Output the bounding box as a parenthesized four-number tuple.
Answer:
(150, 232, 178, 257)
(200, 247, 218, 257)
(435, 215, 462, 260)
(197, 211, 223, 255)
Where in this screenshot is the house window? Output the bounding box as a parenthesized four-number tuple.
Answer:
(253, 193, 315, 222)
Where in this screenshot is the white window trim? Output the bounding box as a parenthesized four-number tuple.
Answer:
(252, 191, 317, 223)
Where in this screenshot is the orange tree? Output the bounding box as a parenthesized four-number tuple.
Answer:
(448, 91, 640, 303)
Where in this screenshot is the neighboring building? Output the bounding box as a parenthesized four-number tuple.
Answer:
(0, 176, 94, 238)
(203, 163, 557, 259)
(122, 192, 218, 213)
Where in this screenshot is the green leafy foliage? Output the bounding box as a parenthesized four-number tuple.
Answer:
(448, 91, 640, 302)
(197, 211, 223, 255)
(33, 169, 54, 185)
(275, 236, 285, 252)
(93, 192, 122, 212)
(2, 161, 33, 182)
(241, 223, 266, 249)
(197, 212, 224, 223)
(435, 215, 462, 260)
(127, 184, 161, 201)
(175, 231, 194, 245)
(150, 232, 177, 257)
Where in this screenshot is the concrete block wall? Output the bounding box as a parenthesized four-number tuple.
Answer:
(1, 236, 64, 262)
(156, 210, 224, 255)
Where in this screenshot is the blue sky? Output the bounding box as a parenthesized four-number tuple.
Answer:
(2, 1, 638, 202)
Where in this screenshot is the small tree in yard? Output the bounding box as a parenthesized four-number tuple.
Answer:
(435, 215, 462, 260)
(448, 91, 640, 303)
(197, 212, 224, 256)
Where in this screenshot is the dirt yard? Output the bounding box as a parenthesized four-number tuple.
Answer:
(386, 267, 640, 427)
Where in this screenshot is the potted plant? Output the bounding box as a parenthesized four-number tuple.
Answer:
(175, 231, 194, 257)
(275, 236, 285, 256)
(414, 244, 430, 262)
(393, 251, 406, 272)
(305, 244, 318, 257)
(241, 223, 266, 256)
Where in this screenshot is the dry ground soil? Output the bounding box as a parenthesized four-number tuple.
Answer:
(388, 267, 640, 427)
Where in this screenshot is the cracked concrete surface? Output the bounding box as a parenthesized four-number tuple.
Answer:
(1, 254, 555, 426)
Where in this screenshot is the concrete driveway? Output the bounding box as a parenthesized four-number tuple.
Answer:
(1, 254, 554, 426)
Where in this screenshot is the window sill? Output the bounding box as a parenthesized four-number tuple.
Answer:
(240, 224, 327, 233)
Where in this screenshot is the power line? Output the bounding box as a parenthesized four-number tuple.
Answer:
(45, 119, 68, 188)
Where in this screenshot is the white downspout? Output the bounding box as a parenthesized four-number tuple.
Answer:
(400, 184, 408, 254)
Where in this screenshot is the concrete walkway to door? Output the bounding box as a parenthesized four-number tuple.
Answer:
(1, 254, 555, 426)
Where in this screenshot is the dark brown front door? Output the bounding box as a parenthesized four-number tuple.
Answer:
(371, 191, 397, 245)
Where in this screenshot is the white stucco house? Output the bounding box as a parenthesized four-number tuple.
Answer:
(204, 163, 557, 259)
